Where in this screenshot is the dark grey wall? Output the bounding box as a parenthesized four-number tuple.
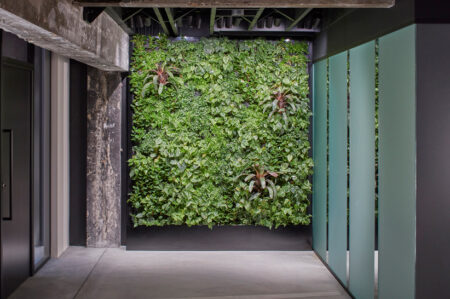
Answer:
(313, 0, 414, 61)
(416, 24, 450, 299)
(69, 60, 87, 246)
(415, 0, 450, 23)
(1, 31, 30, 63)
(313, 0, 450, 61)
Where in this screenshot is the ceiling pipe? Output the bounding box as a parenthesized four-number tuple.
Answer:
(257, 18, 264, 28)
(233, 17, 242, 27)
(195, 14, 203, 29)
(136, 15, 144, 28)
(144, 17, 151, 27)
(312, 18, 321, 29)
(186, 15, 193, 27)
(225, 16, 232, 28)
(274, 18, 281, 27)
(176, 17, 183, 27)
(266, 16, 273, 28)
(216, 17, 224, 28)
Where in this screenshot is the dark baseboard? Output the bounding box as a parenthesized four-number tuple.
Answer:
(126, 225, 312, 251)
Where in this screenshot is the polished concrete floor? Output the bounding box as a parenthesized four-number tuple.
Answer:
(10, 247, 350, 299)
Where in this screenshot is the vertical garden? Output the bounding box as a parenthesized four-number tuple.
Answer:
(128, 35, 313, 228)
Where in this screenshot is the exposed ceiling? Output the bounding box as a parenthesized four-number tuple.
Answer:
(83, 7, 324, 37)
(77, 1, 394, 37)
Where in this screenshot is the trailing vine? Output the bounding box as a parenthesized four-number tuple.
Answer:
(129, 35, 313, 228)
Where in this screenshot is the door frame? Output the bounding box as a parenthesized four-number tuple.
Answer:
(0, 50, 36, 297)
(31, 47, 51, 273)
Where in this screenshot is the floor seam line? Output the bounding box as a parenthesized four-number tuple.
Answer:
(72, 248, 107, 299)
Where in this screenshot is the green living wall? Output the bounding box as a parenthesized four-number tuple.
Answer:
(129, 35, 312, 228)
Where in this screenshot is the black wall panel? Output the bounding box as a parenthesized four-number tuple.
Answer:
(127, 225, 311, 251)
(69, 60, 87, 246)
(416, 24, 450, 299)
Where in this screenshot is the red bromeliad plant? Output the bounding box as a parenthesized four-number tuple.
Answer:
(262, 85, 297, 126)
(141, 62, 179, 96)
(242, 164, 279, 200)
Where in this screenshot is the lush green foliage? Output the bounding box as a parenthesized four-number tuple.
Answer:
(128, 35, 313, 228)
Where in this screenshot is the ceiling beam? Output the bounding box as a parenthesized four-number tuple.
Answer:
(164, 8, 178, 35)
(123, 8, 143, 22)
(104, 7, 133, 34)
(174, 8, 196, 23)
(73, 1, 395, 8)
(248, 8, 264, 30)
(153, 7, 170, 35)
(286, 8, 313, 31)
(273, 9, 294, 22)
(210, 8, 216, 35)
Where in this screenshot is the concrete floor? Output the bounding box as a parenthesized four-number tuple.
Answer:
(10, 247, 350, 299)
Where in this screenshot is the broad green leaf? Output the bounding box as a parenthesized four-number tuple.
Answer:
(260, 177, 266, 189)
(248, 180, 255, 192)
(244, 174, 255, 182)
(267, 179, 277, 198)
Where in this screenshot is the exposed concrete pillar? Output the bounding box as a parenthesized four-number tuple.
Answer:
(0, 0, 128, 71)
(86, 67, 122, 247)
(51, 54, 70, 257)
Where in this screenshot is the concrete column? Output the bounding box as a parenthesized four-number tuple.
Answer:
(86, 67, 122, 247)
(51, 53, 70, 257)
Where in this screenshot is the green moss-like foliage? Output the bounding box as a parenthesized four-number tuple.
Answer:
(128, 35, 313, 228)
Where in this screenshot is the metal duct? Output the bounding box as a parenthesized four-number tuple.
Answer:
(266, 16, 273, 28)
(274, 18, 281, 27)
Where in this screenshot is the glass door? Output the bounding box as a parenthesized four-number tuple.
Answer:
(32, 47, 51, 271)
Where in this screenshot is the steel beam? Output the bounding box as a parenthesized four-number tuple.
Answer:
(273, 9, 294, 22)
(73, 1, 396, 8)
(286, 8, 313, 31)
(153, 7, 170, 35)
(248, 8, 264, 30)
(210, 7, 216, 35)
(164, 8, 178, 35)
(123, 8, 143, 22)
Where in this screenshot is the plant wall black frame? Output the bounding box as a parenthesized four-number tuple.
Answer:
(125, 35, 313, 250)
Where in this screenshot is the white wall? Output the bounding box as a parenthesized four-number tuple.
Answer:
(50, 53, 70, 258)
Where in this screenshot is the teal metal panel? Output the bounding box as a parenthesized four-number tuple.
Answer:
(378, 25, 416, 299)
(328, 52, 348, 285)
(349, 41, 376, 299)
(312, 60, 328, 261)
